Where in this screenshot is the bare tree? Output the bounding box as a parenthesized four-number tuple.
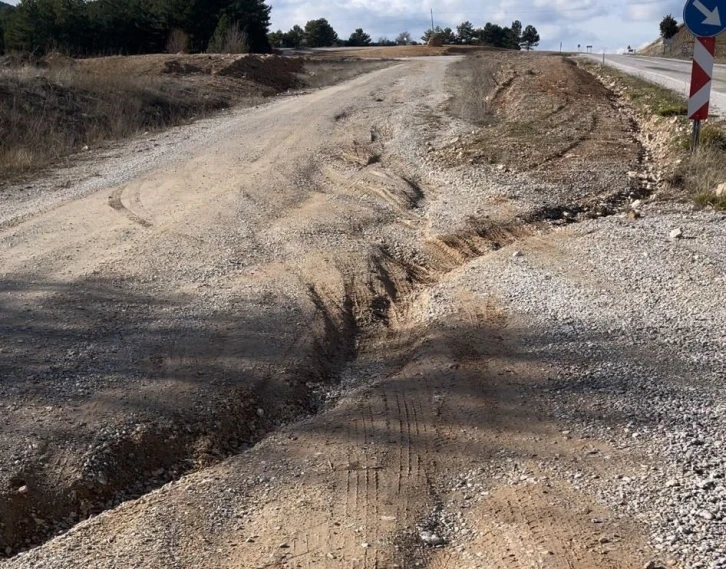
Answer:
(224, 22, 249, 54)
(166, 29, 190, 54)
(396, 31, 412, 45)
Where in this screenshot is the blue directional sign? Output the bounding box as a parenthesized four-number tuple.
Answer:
(683, 0, 726, 37)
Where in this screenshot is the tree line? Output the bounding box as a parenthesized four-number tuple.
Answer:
(0, 1, 541, 56)
(0, 0, 272, 55)
(424, 21, 540, 50)
(268, 19, 540, 51)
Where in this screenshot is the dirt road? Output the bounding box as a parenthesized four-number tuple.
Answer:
(2, 53, 724, 568)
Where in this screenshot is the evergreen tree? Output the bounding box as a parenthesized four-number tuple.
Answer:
(456, 21, 475, 44)
(282, 24, 303, 47)
(660, 14, 678, 39)
(510, 20, 522, 43)
(520, 24, 539, 50)
(304, 18, 337, 47)
(347, 27, 371, 47)
(268, 28, 284, 47)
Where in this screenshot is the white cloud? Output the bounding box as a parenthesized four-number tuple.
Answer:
(268, 0, 675, 52)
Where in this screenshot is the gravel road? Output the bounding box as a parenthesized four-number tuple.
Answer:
(1, 53, 724, 568)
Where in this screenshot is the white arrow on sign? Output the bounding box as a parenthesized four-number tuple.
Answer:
(693, 0, 722, 26)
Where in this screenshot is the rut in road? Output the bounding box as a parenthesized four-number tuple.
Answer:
(0, 55, 657, 568)
(0, 60, 533, 558)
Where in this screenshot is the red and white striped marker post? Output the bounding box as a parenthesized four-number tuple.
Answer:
(688, 36, 716, 150)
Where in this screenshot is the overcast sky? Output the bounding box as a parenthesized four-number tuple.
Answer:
(268, 0, 685, 52)
(2, 0, 686, 53)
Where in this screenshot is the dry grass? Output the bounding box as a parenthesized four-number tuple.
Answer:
(580, 59, 726, 209)
(0, 65, 231, 181)
(0, 55, 395, 184)
(446, 54, 499, 125)
(672, 149, 726, 206)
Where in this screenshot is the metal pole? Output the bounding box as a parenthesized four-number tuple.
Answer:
(560, 41, 562, 53)
(602, 50, 605, 65)
(692, 119, 701, 153)
(430, 9, 434, 30)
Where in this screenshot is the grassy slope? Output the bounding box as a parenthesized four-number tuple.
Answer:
(580, 58, 726, 208)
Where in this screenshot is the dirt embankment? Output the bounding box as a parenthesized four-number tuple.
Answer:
(0, 50, 676, 568)
(638, 26, 726, 61)
(443, 53, 649, 220)
(0, 53, 391, 184)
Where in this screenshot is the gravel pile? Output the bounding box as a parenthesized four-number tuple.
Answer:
(423, 205, 726, 568)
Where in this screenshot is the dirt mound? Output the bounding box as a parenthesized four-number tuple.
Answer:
(76, 53, 305, 92)
(639, 26, 725, 61)
(216, 55, 304, 90)
(428, 36, 444, 47)
(443, 53, 642, 207)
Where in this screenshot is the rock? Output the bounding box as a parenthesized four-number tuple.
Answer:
(279, 542, 290, 549)
(644, 562, 667, 569)
(16, 485, 28, 495)
(715, 183, 726, 197)
(627, 210, 641, 220)
(698, 509, 714, 520)
(419, 530, 445, 546)
(256, 408, 265, 417)
(631, 199, 643, 209)
(669, 228, 683, 240)
(361, 542, 370, 548)
(513, 251, 524, 258)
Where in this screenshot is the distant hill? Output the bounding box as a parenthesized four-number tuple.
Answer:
(639, 24, 726, 61)
(0, 1, 13, 12)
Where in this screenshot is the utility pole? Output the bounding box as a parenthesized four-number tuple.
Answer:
(559, 41, 562, 53)
(431, 9, 434, 31)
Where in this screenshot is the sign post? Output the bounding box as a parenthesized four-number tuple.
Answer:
(683, 0, 726, 151)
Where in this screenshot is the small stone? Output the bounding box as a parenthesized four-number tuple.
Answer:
(361, 542, 370, 548)
(627, 210, 641, 220)
(669, 228, 683, 240)
(715, 182, 726, 197)
(631, 199, 643, 209)
(16, 485, 28, 495)
(644, 562, 667, 569)
(698, 509, 713, 520)
(279, 542, 290, 549)
(256, 408, 265, 417)
(599, 536, 610, 544)
(419, 531, 445, 546)
(513, 251, 524, 258)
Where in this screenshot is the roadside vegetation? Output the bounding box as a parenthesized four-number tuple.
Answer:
(580, 59, 726, 209)
(0, 55, 392, 183)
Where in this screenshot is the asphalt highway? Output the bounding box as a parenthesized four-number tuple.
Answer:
(583, 53, 726, 116)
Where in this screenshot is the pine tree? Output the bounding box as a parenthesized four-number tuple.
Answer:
(304, 18, 337, 47)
